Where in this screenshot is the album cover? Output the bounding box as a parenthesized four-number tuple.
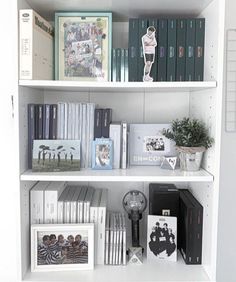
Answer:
(147, 215, 177, 262)
(32, 140, 80, 172)
(129, 124, 176, 165)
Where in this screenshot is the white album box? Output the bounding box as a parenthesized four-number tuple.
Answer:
(19, 9, 54, 80)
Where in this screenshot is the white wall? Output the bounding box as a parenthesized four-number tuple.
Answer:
(216, 0, 236, 281)
(0, 0, 20, 281)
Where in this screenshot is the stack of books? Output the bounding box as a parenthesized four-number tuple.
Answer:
(128, 18, 205, 82)
(111, 48, 129, 82)
(30, 182, 108, 265)
(105, 212, 127, 265)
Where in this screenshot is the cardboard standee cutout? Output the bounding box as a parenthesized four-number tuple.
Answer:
(142, 26, 157, 82)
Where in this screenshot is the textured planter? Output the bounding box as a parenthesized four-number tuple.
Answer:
(176, 146, 206, 171)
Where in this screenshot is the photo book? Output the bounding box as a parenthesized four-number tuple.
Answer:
(32, 140, 81, 172)
(147, 215, 177, 262)
(129, 124, 176, 165)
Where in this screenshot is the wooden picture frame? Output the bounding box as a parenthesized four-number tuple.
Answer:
(55, 12, 112, 81)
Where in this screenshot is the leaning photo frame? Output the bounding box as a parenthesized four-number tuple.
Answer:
(55, 12, 112, 81)
(31, 224, 94, 272)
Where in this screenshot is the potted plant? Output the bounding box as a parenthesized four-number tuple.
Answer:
(162, 118, 214, 171)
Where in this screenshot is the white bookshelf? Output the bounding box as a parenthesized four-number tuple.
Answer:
(23, 253, 209, 282)
(21, 167, 214, 182)
(19, 80, 217, 92)
(14, 0, 225, 282)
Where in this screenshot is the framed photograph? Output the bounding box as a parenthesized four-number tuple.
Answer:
(31, 224, 94, 272)
(147, 215, 177, 262)
(129, 124, 176, 166)
(92, 138, 113, 169)
(32, 140, 80, 172)
(55, 12, 112, 81)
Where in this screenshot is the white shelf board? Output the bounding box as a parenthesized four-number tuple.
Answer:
(26, 0, 214, 21)
(20, 166, 213, 182)
(23, 254, 209, 282)
(19, 80, 217, 93)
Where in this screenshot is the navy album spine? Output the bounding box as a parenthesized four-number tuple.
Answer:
(102, 108, 112, 138)
(50, 104, 57, 139)
(167, 19, 177, 81)
(157, 19, 168, 81)
(94, 109, 103, 139)
(185, 19, 196, 81)
(128, 18, 139, 81)
(176, 19, 186, 81)
(194, 18, 205, 81)
(116, 48, 121, 82)
(43, 104, 50, 139)
(28, 104, 36, 169)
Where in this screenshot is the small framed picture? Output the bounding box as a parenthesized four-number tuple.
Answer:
(31, 224, 94, 272)
(92, 138, 113, 169)
(147, 215, 177, 262)
(32, 140, 81, 172)
(55, 12, 112, 81)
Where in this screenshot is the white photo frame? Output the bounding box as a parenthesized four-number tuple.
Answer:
(31, 224, 94, 272)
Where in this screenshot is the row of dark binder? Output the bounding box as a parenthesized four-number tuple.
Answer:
(128, 18, 205, 82)
(149, 183, 203, 265)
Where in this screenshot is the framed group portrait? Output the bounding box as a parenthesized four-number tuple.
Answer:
(55, 12, 112, 81)
(31, 224, 94, 272)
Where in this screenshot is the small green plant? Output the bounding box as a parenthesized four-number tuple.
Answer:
(162, 118, 214, 149)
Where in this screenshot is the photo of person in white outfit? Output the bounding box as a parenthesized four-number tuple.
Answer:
(142, 26, 157, 82)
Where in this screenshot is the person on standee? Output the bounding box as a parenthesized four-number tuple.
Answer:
(142, 26, 157, 82)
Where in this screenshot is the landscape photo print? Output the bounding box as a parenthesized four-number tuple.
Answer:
(32, 140, 81, 172)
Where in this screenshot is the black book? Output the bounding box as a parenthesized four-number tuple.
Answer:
(149, 183, 179, 217)
(49, 104, 57, 139)
(194, 18, 205, 81)
(148, 18, 158, 81)
(176, 19, 186, 81)
(138, 18, 148, 81)
(43, 104, 50, 139)
(128, 18, 139, 81)
(94, 109, 103, 139)
(157, 19, 168, 81)
(28, 104, 36, 169)
(167, 19, 177, 81)
(182, 189, 203, 264)
(185, 19, 196, 81)
(101, 108, 112, 138)
(179, 190, 195, 264)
